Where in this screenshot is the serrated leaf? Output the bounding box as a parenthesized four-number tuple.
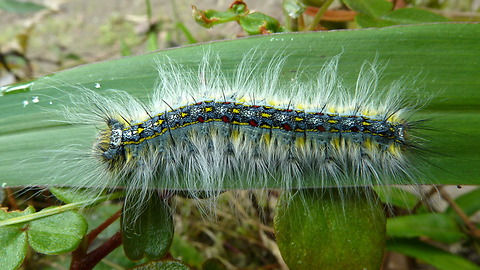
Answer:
(387, 213, 466, 244)
(387, 239, 480, 270)
(122, 194, 174, 261)
(274, 188, 386, 270)
(28, 209, 88, 254)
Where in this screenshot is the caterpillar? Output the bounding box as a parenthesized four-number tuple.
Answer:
(50, 51, 424, 208)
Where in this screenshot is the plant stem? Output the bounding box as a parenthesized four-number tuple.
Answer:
(439, 187, 480, 239)
(306, 0, 334, 31)
(0, 191, 124, 227)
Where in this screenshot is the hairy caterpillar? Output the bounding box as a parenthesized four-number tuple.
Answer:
(48, 51, 425, 209)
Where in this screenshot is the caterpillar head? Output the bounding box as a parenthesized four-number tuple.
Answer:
(95, 119, 126, 169)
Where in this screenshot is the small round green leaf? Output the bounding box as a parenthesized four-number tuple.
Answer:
(0, 206, 34, 270)
(28, 210, 88, 254)
(0, 228, 28, 270)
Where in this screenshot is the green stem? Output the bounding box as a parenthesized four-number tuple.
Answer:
(306, 0, 334, 31)
(0, 191, 124, 227)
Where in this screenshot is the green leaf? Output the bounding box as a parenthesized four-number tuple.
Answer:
(132, 260, 191, 270)
(192, 3, 283, 34)
(356, 8, 448, 28)
(373, 186, 420, 210)
(192, 5, 243, 28)
(1, 24, 480, 188)
(0, 206, 35, 270)
(343, 0, 392, 17)
(49, 187, 104, 204)
(122, 194, 174, 261)
(239, 12, 284, 34)
(387, 213, 466, 244)
(0, 0, 46, 13)
(28, 209, 88, 254)
(274, 188, 386, 270)
(356, 14, 397, 28)
(445, 187, 480, 219)
(387, 239, 480, 270)
(381, 8, 448, 24)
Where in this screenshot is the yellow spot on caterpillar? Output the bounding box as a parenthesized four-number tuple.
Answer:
(232, 120, 248, 126)
(263, 133, 271, 144)
(157, 119, 164, 125)
(296, 137, 305, 147)
(125, 150, 133, 163)
(364, 138, 372, 149)
(261, 113, 272, 118)
(260, 124, 272, 129)
(267, 100, 278, 106)
(328, 120, 338, 124)
(331, 137, 340, 149)
(205, 107, 213, 112)
(231, 129, 240, 140)
(137, 128, 144, 133)
(294, 117, 304, 122)
(232, 108, 240, 114)
(388, 143, 401, 156)
(181, 112, 189, 117)
(388, 115, 400, 122)
(362, 121, 371, 126)
(239, 97, 248, 103)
